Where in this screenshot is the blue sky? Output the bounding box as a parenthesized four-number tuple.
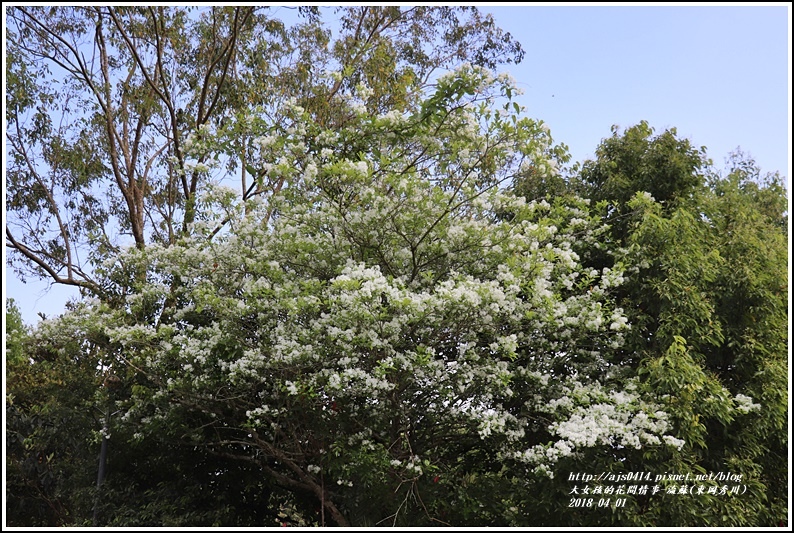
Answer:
(4, 4, 791, 325)
(485, 5, 790, 174)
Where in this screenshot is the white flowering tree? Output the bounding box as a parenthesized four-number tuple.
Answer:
(37, 65, 697, 526)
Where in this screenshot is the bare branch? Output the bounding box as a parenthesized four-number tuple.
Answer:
(6, 227, 101, 294)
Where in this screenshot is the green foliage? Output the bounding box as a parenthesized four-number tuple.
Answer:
(549, 125, 788, 527)
(5, 299, 28, 365)
(5, 6, 525, 293)
(5, 7, 787, 527)
(579, 120, 709, 207)
(5, 314, 101, 526)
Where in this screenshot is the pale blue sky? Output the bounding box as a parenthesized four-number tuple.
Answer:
(486, 5, 790, 174)
(4, 4, 791, 325)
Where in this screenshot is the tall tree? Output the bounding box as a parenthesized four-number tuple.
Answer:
(6, 6, 523, 299)
(6, 7, 526, 526)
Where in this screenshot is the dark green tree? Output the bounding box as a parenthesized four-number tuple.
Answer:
(6, 312, 99, 526)
(511, 123, 788, 526)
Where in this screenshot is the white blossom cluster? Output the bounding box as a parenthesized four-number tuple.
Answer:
(516, 380, 685, 476)
(733, 393, 761, 413)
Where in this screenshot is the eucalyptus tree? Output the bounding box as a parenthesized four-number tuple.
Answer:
(6, 5, 523, 297)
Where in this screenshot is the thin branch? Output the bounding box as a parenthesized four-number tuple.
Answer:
(6, 228, 101, 294)
(108, 7, 170, 107)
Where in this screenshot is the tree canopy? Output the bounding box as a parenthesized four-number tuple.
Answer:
(5, 6, 788, 528)
(6, 5, 522, 292)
